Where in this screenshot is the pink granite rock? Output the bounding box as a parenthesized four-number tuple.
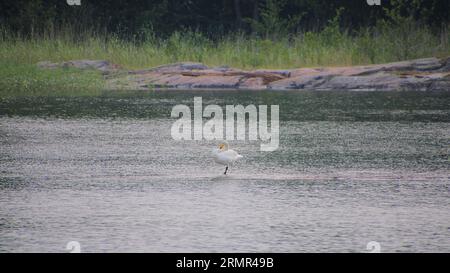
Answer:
(38, 57, 450, 91)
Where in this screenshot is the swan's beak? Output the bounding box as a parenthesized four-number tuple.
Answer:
(218, 144, 225, 150)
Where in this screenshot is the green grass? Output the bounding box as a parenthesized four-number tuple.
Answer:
(0, 22, 449, 97)
(0, 61, 104, 98)
(2, 24, 449, 70)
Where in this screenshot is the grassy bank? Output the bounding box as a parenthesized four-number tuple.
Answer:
(0, 61, 104, 98)
(2, 25, 449, 69)
(0, 21, 449, 97)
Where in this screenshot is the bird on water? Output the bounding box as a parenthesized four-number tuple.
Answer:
(212, 141, 243, 175)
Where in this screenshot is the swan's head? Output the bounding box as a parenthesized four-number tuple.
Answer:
(218, 141, 229, 151)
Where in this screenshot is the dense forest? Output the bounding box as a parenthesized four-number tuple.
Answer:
(1, 0, 449, 39)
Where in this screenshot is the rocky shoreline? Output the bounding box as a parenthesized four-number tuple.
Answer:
(38, 57, 450, 91)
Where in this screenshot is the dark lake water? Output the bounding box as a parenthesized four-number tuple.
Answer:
(0, 90, 449, 252)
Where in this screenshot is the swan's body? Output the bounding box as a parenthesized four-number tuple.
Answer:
(212, 142, 243, 174)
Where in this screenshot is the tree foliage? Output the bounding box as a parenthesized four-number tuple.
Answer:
(0, 0, 448, 39)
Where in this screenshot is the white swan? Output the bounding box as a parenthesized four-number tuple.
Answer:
(212, 141, 243, 175)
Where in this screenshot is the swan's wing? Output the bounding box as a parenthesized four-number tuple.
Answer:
(222, 149, 243, 160)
